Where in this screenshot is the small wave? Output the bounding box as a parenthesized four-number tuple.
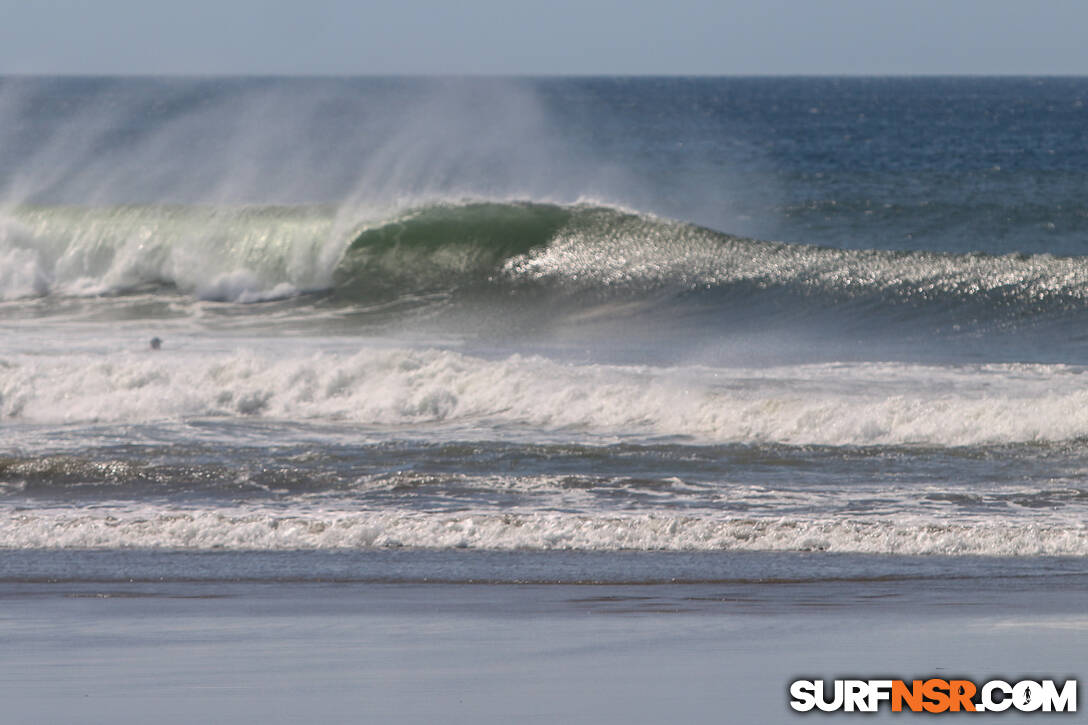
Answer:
(5, 347, 1088, 446)
(1, 507, 1084, 556)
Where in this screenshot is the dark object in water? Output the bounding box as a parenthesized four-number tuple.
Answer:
(150, 337, 162, 350)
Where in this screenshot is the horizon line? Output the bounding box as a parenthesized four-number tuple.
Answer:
(2, 71, 1087, 80)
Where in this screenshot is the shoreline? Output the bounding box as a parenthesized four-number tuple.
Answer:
(2, 572, 1084, 724)
(2, 547, 1086, 583)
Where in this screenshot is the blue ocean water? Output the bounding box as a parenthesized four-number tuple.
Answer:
(1, 77, 1087, 581)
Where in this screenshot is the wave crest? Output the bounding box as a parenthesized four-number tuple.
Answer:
(6, 199, 1088, 333)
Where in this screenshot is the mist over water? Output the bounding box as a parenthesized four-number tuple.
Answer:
(0, 78, 662, 327)
(0, 78, 550, 203)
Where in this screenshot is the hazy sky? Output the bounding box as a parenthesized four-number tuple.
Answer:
(1, 0, 1086, 76)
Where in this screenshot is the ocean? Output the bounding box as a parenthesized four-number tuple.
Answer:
(1, 77, 1086, 722)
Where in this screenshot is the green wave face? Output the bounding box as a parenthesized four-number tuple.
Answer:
(332, 202, 574, 299)
(9, 199, 1088, 335)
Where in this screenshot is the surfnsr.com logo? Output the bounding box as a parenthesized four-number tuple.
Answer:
(789, 678, 1077, 713)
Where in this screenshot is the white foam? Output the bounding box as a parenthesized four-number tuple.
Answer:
(195, 270, 299, 303)
(1, 506, 1084, 555)
(4, 345, 1088, 446)
(0, 218, 52, 299)
(0, 246, 49, 300)
(0, 205, 340, 302)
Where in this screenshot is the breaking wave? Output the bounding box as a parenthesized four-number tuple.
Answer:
(1, 507, 1084, 556)
(4, 199, 1088, 325)
(5, 346, 1088, 446)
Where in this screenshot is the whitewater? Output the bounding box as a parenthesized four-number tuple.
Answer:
(2, 76, 1088, 570)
